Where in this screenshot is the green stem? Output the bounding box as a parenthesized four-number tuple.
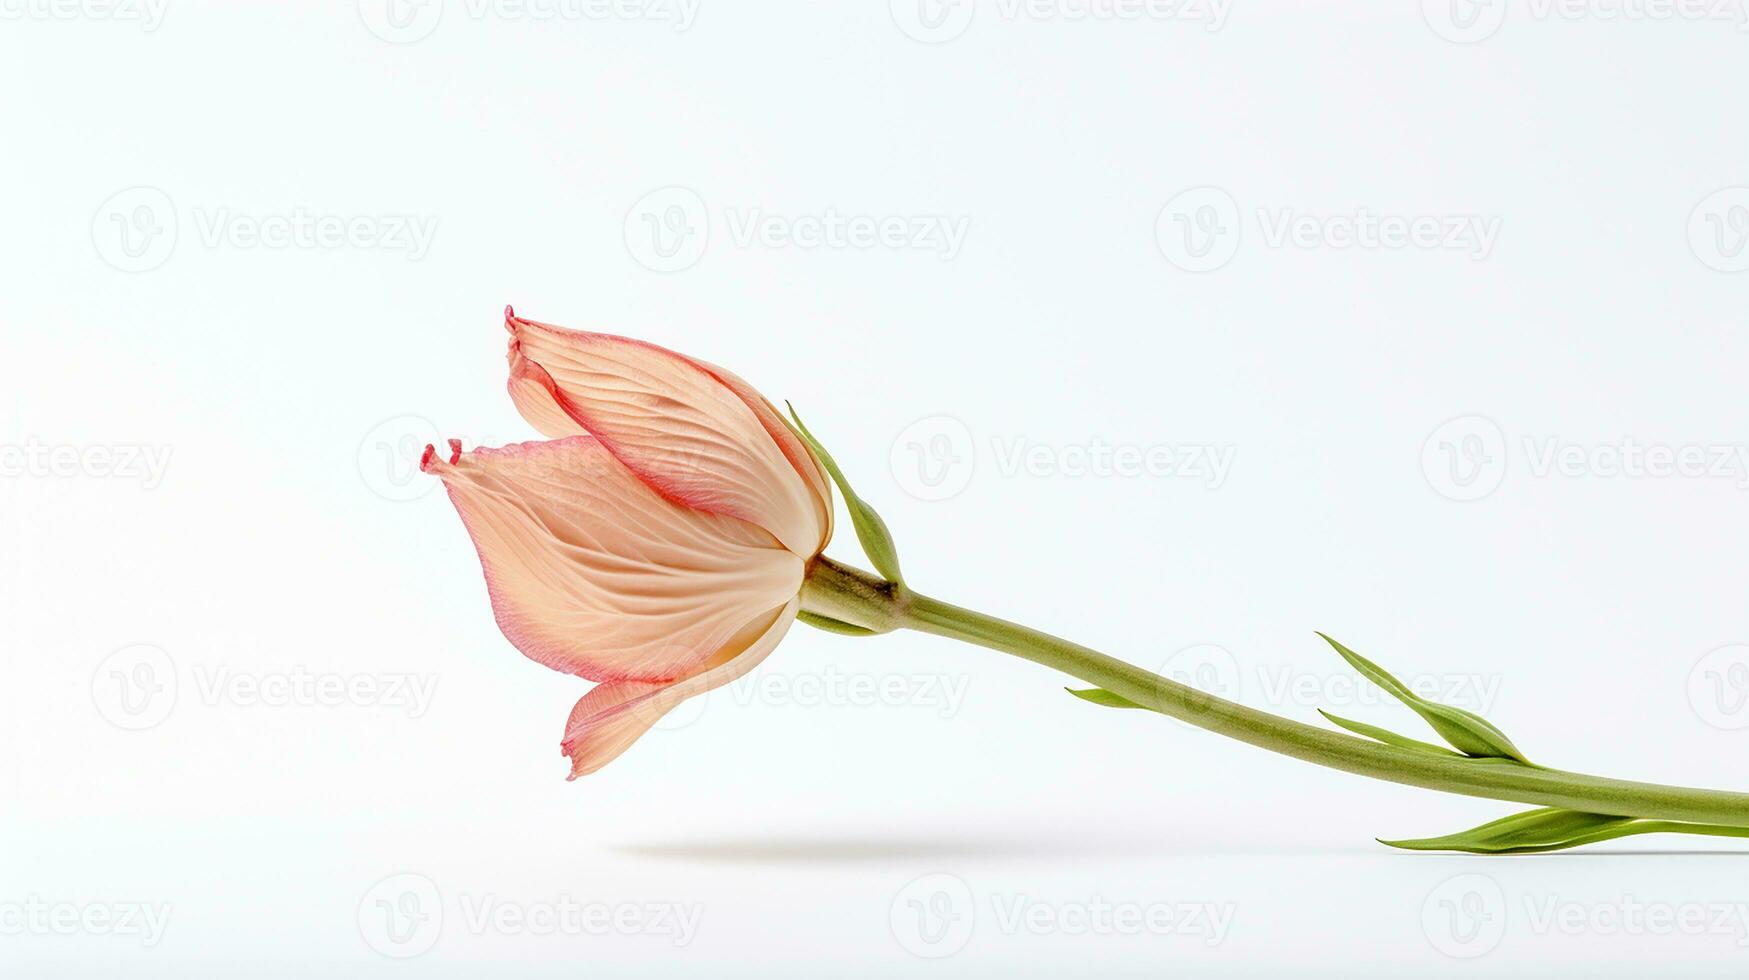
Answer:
(801, 557, 1749, 828)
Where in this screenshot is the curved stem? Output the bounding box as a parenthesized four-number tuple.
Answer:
(802, 557, 1749, 827)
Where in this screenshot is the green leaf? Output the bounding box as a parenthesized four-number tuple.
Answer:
(1317, 633, 1531, 764)
(1066, 687, 1147, 709)
(1318, 709, 1465, 757)
(796, 610, 879, 637)
(1379, 807, 1749, 855)
(786, 404, 904, 586)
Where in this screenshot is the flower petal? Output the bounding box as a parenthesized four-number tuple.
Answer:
(561, 597, 799, 778)
(503, 309, 830, 557)
(425, 436, 803, 683)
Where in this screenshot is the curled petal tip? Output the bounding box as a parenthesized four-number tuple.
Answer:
(503, 305, 519, 330)
(420, 440, 464, 472)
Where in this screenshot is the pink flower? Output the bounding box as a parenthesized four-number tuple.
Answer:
(423, 308, 833, 778)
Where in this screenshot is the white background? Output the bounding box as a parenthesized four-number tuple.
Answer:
(5, 0, 1749, 975)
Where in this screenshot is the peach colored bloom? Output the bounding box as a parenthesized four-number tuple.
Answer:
(423, 308, 832, 778)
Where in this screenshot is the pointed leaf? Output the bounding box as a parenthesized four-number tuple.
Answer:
(1379, 807, 1749, 855)
(797, 610, 878, 637)
(1318, 710, 1465, 757)
(1066, 687, 1148, 709)
(1317, 633, 1530, 764)
(787, 404, 904, 585)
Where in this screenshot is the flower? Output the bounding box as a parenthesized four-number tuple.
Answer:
(423, 307, 833, 778)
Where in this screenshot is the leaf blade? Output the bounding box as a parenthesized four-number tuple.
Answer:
(1317, 632, 1530, 764)
(796, 610, 879, 636)
(787, 404, 904, 585)
(1374, 807, 1749, 855)
(1318, 709, 1465, 757)
(1066, 687, 1148, 709)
